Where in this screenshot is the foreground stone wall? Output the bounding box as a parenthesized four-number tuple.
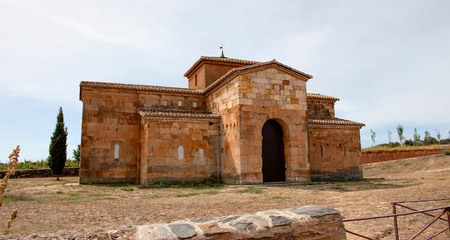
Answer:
(308, 127, 362, 180)
(137, 205, 346, 240)
(362, 148, 448, 164)
(0, 168, 79, 179)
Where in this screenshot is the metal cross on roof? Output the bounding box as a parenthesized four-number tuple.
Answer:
(220, 43, 225, 58)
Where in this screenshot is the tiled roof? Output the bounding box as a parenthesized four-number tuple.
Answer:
(138, 107, 221, 120)
(307, 93, 340, 101)
(204, 60, 312, 95)
(80, 81, 203, 95)
(184, 56, 260, 77)
(308, 117, 365, 127)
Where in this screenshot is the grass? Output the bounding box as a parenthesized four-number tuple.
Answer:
(362, 144, 447, 153)
(56, 190, 64, 194)
(331, 186, 348, 192)
(445, 150, 450, 155)
(238, 187, 264, 194)
(120, 187, 134, 192)
(175, 193, 200, 198)
(3, 194, 29, 204)
(204, 191, 219, 195)
(401, 161, 411, 167)
(272, 196, 290, 199)
(381, 163, 392, 170)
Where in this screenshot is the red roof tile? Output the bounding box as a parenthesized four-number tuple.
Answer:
(307, 93, 340, 101)
(308, 117, 365, 127)
(184, 56, 260, 77)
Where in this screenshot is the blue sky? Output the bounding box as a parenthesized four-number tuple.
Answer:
(1, 0, 449, 162)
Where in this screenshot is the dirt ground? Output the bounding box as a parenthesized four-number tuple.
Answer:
(1, 154, 449, 239)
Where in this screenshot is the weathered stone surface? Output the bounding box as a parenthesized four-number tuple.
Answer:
(230, 220, 257, 231)
(153, 225, 175, 239)
(219, 215, 241, 223)
(168, 224, 197, 239)
(289, 205, 341, 218)
(135, 205, 346, 240)
(201, 223, 231, 237)
(269, 216, 293, 227)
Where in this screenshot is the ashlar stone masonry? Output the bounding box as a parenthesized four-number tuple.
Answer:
(79, 56, 364, 184)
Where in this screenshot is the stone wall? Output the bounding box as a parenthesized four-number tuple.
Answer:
(136, 205, 346, 240)
(206, 67, 310, 183)
(307, 99, 335, 118)
(308, 126, 362, 180)
(79, 82, 205, 184)
(362, 148, 448, 164)
(0, 167, 79, 179)
(139, 117, 220, 185)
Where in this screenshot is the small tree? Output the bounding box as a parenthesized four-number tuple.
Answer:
(397, 124, 405, 145)
(436, 129, 441, 144)
(370, 129, 376, 147)
(73, 144, 80, 165)
(387, 131, 392, 144)
(48, 107, 68, 180)
(413, 128, 421, 146)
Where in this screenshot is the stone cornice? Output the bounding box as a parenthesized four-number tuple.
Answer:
(138, 108, 221, 122)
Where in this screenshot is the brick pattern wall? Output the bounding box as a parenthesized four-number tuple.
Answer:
(308, 127, 362, 180)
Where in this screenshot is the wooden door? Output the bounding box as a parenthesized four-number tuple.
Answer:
(262, 120, 286, 182)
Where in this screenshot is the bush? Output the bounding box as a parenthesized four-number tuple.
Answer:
(404, 139, 414, 146)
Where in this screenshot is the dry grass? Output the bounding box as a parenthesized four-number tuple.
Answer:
(1, 154, 449, 239)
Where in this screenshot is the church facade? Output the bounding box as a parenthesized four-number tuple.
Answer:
(79, 56, 364, 185)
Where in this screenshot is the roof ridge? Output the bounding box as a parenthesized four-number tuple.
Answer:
(308, 117, 365, 127)
(184, 56, 260, 77)
(203, 60, 312, 95)
(80, 81, 203, 95)
(307, 93, 340, 101)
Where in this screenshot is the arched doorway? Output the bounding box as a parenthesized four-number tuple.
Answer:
(262, 119, 286, 182)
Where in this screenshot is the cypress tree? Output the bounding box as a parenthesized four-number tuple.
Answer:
(48, 107, 68, 180)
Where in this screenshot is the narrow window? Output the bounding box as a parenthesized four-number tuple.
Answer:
(178, 100, 183, 107)
(114, 144, 120, 159)
(162, 100, 168, 106)
(320, 145, 323, 158)
(178, 146, 184, 160)
(192, 101, 197, 108)
(195, 75, 198, 87)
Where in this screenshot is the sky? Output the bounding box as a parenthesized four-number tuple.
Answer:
(0, 0, 449, 162)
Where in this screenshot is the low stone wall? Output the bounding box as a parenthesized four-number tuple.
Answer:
(362, 149, 447, 164)
(137, 205, 346, 240)
(0, 167, 79, 179)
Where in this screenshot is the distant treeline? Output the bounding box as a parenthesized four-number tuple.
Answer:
(369, 124, 449, 148)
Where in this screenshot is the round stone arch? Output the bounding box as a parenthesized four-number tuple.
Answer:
(260, 118, 291, 182)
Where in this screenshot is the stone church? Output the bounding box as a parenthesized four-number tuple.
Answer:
(79, 56, 364, 185)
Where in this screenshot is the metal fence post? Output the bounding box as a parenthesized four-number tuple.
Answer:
(392, 202, 399, 240)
